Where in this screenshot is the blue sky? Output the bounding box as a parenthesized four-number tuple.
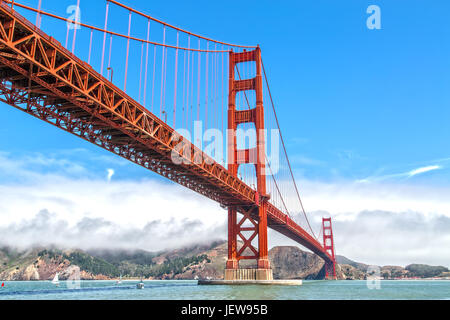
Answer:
(0, 0, 449, 265)
(1, 0, 449, 185)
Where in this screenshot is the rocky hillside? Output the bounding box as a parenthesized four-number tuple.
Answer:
(1, 242, 448, 281)
(269, 246, 327, 279)
(0, 247, 112, 281)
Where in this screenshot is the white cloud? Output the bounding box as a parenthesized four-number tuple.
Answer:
(0, 151, 227, 252)
(328, 210, 450, 267)
(296, 179, 450, 217)
(356, 164, 443, 183)
(274, 178, 450, 266)
(106, 168, 115, 182)
(0, 151, 449, 267)
(0, 176, 227, 252)
(0, 209, 226, 252)
(408, 165, 441, 177)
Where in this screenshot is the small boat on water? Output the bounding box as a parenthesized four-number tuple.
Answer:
(116, 274, 122, 285)
(136, 277, 144, 289)
(51, 273, 59, 286)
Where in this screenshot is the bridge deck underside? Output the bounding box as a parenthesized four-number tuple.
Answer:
(0, 3, 332, 264)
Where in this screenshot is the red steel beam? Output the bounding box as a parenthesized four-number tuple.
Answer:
(0, 2, 334, 265)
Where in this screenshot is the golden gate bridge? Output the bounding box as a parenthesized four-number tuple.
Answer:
(0, 0, 336, 280)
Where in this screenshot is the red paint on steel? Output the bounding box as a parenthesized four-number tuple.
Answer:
(107, 0, 256, 49)
(0, 1, 335, 273)
(226, 48, 270, 270)
(3, 0, 228, 53)
(322, 218, 337, 279)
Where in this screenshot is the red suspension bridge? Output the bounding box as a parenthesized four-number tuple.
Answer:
(0, 0, 336, 280)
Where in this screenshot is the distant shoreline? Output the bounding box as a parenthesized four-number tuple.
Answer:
(1, 244, 448, 281)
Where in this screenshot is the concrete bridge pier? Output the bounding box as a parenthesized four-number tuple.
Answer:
(198, 267, 301, 285)
(199, 270, 301, 285)
(224, 268, 273, 281)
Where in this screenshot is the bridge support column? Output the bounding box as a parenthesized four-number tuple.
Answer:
(322, 218, 337, 280)
(257, 202, 270, 270)
(224, 47, 272, 281)
(226, 207, 238, 270)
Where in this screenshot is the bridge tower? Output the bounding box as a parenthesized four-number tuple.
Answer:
(322, 218, 337, 280)
(225, 47, 273, 281)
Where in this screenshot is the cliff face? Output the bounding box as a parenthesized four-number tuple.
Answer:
(172, 241, 228, 280)
(0, 254, 73, 281)
(0, 248, 111, 281)
(268, 246, 324, 279)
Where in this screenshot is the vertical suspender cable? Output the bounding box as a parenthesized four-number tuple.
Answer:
(101, 1, 109, 76)
(186, 36, 191, 130)
(163, 42, 168, 119)
(211, 44, 215, 132)
(173, 31, 179, 128)
(107, 34, 113, 80)
(88, 28, 93, 64)
(197, 39, 201, 122)
(124, 10, 132, 92)
(213, 43, 217, 131)
(65, 22, 70, 49)
(138, 41, 144, 103)
(151, 45, 156, 113)
(71, 0, 80, 54)
(35, 0, 42, 28)
(143, 19, 151, 108)
(159, 26, 166, 117)
(190, 44, 195, 135)
(221, 46, 224, 163)
(182, 49, 186, 129)
(205, 41, 209, 131)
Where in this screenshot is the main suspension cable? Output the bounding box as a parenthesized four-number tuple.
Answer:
(4, 0, 239, 53)
(261, 57, 318, 240)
